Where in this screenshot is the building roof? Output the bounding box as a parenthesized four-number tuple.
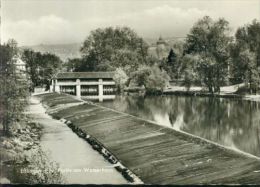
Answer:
(157, 36, 167, 45)
(13, 57, 26, 66)
(55, 72, 115, 79)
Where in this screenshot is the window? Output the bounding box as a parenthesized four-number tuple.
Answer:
(103, 85, 116, 95)
(81, 85, 99, 96)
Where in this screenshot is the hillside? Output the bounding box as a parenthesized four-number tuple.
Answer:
(20, 37, 185, 62)
(20, 43, 82, 62)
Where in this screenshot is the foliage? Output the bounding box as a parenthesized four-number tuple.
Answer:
(0, 40, 29, 135)
(161, 42, 185, 79)
(161, 49, 178, 79)
(238, 50, 259, 93)
(131, 65, 170, 94)
(167, 49, 177, 65)
(11, 148, 63, 184)
(78, 27, 149, 73)
(130, 66, 151, 87)
(22, 49, 62, 90)
(196, 55, 229, 93)
(113, 68, 129, 93)
(184, 16, 231, 93)
(180, 54, 200, 90)
(65, 58, 83, 72)
(230, 20, 260, 93)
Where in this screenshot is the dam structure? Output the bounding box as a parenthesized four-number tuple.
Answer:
(38, 93, 260, 184)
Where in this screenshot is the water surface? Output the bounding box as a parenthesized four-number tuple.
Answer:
(100, 95, 260, 157)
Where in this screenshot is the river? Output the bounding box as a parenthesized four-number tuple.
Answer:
(100, 95, 260, 157)
(28, 97, 127, 184)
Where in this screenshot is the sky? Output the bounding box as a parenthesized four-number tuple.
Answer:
(1, 0, 260, 46)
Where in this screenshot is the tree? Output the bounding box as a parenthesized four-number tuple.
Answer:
(163, 49, 177, 79)
(38, 53, 62, 89)
(79, 27, 149, 73)
(238, 49, 259, 93)
(161, 42, 185, 80)
(184, 16, 232, 93)
(131, 65, 170, 94)
(181, 54, 200, 90)
(66, 58, 83, 72)
(167, 49, 177, 65)
(230, 20, 260, 93)
(0, 41, 29, 135)
(113, 68, 129, 93)
(22, 50, 62, 90)
(130, 66, 151, 87)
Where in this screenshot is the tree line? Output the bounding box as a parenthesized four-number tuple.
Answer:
(22, 49, 62, 91)
(163, 16, 260, 94)
(66, 27, 169, 93)
(66, 16, 260, 94)
(0, 40, 29, 135)
(0, 40, 62, 135)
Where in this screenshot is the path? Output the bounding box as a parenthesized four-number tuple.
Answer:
(27, 96, 127, 184)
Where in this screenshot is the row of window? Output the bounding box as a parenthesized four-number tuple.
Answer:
(60, 85, 116, 96)
(57, 78, 113, 83)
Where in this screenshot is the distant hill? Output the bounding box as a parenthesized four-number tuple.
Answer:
(20, 43, 82, 62)
(20, 37, 185, 62)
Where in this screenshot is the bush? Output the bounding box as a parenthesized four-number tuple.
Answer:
(10, 148, 63, 184)
(131, 65, 170, 94)
(113, 68, 129, 93)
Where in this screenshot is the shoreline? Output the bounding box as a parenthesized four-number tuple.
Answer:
(163, 90, 260, 103)
(125, 82, 260, 102)
(125, 87, 260, 102)
(33, 96, 130, 184)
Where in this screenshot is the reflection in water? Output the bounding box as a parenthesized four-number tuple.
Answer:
(100, 95, 260, 157)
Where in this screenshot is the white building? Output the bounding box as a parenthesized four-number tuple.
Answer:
(13, 55, 27, 77)
(50, 72, 116, 102)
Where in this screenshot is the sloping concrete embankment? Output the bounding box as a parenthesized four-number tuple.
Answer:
(38, 93, 260, 185)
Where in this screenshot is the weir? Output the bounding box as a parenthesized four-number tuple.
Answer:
(38, 93, 260, 184)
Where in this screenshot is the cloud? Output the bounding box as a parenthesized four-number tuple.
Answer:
(3, 15, 79, 45)
(76, 5, 210, 40)
(1, 5, 237, 45)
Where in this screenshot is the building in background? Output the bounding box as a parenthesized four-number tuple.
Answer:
(156, 36, 169, 59)
(50, 72, 116, 102)
(13, 55, 27, 78)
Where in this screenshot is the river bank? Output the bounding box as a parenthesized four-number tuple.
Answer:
(126, 83, 260, 102)
(27, 96, 128, 184)
(0, 100, 43, 183)
(1, 96, 128, 184)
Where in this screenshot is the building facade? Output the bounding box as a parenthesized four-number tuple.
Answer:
(13, 55, 27, 78)
(50, 72, 116, 102)
(156, 36, 169, 59)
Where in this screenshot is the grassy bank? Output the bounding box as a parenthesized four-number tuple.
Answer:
(0, 97, 63, 184)
(0, 118, 43, 183)
(125, 83, 260, 101)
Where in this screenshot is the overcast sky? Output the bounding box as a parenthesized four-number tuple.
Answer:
(1, 0, 260, 46)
